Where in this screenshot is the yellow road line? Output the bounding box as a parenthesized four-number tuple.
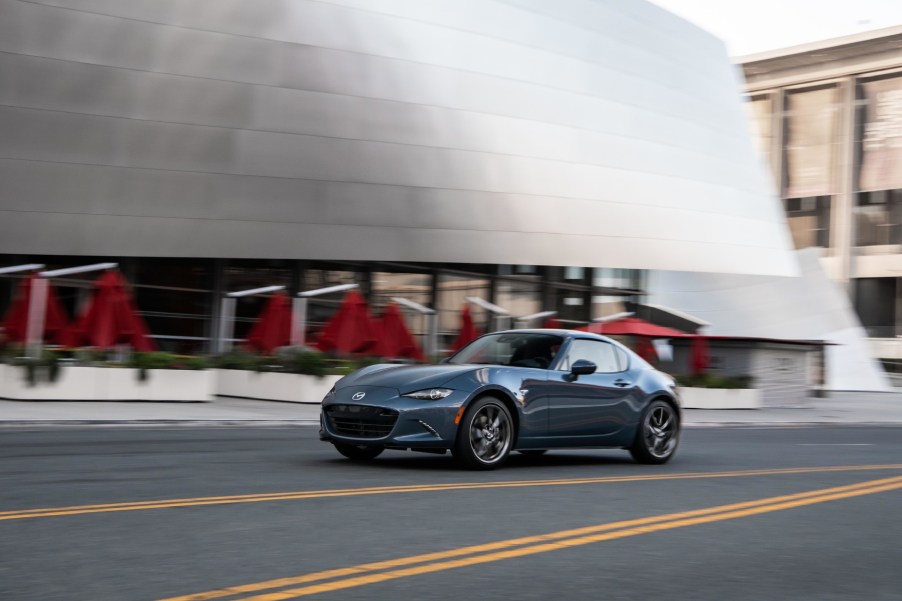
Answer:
(3, 464, 902, 522)
(157, 475, 902, 601)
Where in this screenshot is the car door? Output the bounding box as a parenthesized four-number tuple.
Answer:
(547, 339, 634, 442)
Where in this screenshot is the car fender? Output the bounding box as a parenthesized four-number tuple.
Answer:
(443, 370, 523, 429)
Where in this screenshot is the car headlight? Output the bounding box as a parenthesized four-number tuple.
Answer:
(323, 386, 336, 400)
(402, 388, 453, 400)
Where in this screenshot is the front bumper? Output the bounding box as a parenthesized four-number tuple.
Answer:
(319, 385, 466, 450)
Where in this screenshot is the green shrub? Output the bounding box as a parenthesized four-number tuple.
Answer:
(212, 351, 270, 371)
(283, 351, 328, 377)
(130, 352, 209, 381)
(177, 355, 209, 370)
(10, 350, 62, 386)
(210, 350, 423, 377)
(131, 352, 177, 370)
(0, 344, 21, 364)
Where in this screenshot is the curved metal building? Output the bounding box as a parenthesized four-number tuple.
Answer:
(0, 0, 795, 276)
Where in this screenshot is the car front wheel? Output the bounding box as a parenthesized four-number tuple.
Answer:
(629, 400, 679, 464)
(333, 442, 384, 461)
(453, 397, 513, 470)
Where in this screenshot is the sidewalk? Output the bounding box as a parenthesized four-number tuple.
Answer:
(1, 391, 901, 428)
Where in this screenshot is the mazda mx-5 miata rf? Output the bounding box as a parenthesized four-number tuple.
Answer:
(319, 330, 680, 470)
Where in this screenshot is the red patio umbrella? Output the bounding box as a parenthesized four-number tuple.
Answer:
(635, 337, 659, 363)
(245, 291, 292, 355)
(690, 335, 710, 375)
(451, 305, 481, 352)
(2, 275, 69, 344)
(374, 302, 424, 361)
(542, 317, 562, 329)
(316, 290, 377, 355)
(579, 317, 688, 338)
(62, 271, 156, 351)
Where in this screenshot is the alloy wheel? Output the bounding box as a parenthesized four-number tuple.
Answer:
(643, 403, 678, 459)
(468, 402, 512, 465)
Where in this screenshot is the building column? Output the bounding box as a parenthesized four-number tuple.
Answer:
(206, 259, 226, 354)
(832, 76, 857, 294)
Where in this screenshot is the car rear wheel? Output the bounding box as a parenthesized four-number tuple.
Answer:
(333, 442, 384, 461)
(453, 397, 513, 470)
(629, 400, 679, 464)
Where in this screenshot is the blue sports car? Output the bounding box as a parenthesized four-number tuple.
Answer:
(320, 329, 680, 469)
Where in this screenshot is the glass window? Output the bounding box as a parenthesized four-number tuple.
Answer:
(495, 277, 540, 322)
(225, 260, 293, 346)
(132, 258, 214, 354)
(449, 332, 563, 369)
(371, 271, 432, 345)
(784, 196, 831, 248)
(855, 189, 902, 247)
(436, 273, 490, 348)
(564, 266, 584, 280)
(301, 268, 362, 337)
(856, 75, 902, 193)
(558, 339, 623, 373)
(853, 277, 897, 338)
(782, 86, 840, 199)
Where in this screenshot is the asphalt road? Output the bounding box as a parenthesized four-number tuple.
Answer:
(1, 426, 901, 601)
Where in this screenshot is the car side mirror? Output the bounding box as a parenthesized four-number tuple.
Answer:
(567, 359, 597, 381)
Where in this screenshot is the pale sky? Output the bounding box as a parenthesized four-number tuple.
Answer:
(649, 0, 902, 56)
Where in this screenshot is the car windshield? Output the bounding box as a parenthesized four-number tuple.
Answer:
(448, 332, 565, 369)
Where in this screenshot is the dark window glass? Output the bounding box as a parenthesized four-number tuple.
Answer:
(855, 189, 902, 247)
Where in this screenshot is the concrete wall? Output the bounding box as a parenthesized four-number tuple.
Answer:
(749, 346, 812, 407)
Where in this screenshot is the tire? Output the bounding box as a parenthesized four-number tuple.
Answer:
(333, 442, 384, 461)
(629, 400, 680, 464)
(517, 450, 548, 456)
(452, 397, 514, 470)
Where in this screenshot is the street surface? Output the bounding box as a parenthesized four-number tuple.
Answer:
(1, 426, 901, 600)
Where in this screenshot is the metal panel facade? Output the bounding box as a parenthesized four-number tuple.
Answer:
(0, 0, 796, 275)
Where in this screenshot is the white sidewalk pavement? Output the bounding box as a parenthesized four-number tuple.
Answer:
(1, 391, 901, 428)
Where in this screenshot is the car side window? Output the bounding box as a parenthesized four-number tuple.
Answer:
(558, 339, 623, 374)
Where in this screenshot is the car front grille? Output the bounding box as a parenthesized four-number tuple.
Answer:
(324, 404, 399, 438)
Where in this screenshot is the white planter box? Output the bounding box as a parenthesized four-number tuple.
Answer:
(148, 369, 215, 401)
(0, 364, 214, 402)
(1, 363, 101, 401)
(677, 387, 762, 410)
(215, 369, 341, 404)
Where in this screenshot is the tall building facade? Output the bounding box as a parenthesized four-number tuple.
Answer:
(0, 0, 795, 353)
(739, 26, 902, 372)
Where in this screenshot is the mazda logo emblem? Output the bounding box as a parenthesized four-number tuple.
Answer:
(351, 392, 366, 401)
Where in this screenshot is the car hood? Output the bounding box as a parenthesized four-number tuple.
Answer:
(337, 364, 478, 392)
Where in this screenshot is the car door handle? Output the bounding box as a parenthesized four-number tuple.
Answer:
(613, 379, 631, 388)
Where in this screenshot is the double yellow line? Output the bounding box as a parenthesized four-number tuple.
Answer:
(160, 474, 902, 600)
(3, 464, 902, 522)
(0, 464, 902, 521)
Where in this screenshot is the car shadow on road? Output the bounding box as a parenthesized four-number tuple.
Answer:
(313, 450, 639, 472)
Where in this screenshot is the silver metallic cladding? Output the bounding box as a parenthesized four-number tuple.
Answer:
(0, 0, 795, 275)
